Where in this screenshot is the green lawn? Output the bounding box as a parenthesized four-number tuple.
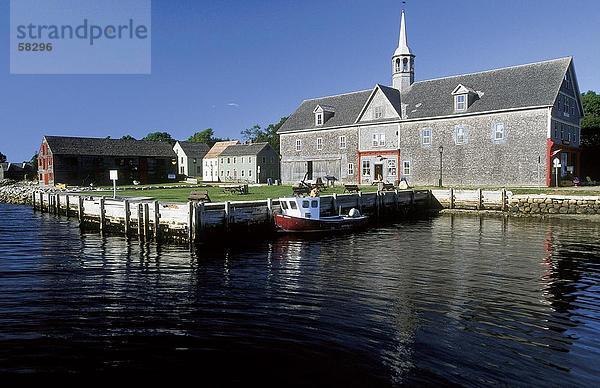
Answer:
(94, 184, 379, 203)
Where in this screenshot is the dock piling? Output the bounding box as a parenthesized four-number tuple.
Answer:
(99, 197, 106, 233)
(124, 200, 130, 236)
(153, 201, 160, 241)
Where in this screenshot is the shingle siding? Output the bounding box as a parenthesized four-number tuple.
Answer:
(398, 108, 549, 186)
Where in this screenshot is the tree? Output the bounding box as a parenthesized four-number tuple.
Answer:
(143, 131, 175, 144)
(121, 135, 136, 140)
(581, 91, 600, 147)
(0, 152, 6, 163)
(29, 152, 38, 172)
(188, 128, 215, 145)
(240, 116, 287, 152)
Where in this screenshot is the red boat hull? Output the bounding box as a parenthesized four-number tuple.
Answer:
(274, 214, 369, 233)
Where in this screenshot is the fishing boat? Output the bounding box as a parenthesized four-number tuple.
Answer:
(274, 196, 368, 233)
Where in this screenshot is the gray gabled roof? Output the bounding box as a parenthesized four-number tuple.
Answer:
(219, 142, 273, 157)
(277, 57, 572, 132)
(44, 136, 177, 158)
(401, 57, 572, 119)
(176, 141, 210, 157)
(278, 90, 372, 133)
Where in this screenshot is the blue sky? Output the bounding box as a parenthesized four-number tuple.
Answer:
(1, 0, 599, 162)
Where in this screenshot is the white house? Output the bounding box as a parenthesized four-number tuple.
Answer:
(202, 140, 240, 182)
(173, 141, 210, 178)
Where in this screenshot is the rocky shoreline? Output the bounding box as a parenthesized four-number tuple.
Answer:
(0, 180, 56, 205)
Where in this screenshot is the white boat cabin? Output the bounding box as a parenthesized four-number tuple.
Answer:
(279, 197, 321, 220)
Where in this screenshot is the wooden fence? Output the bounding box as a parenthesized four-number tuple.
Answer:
(430, 188, 511, 211)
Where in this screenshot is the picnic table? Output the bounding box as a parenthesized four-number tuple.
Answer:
(344, 184, 361, 193)
(188, 190, 211, 203)
(222, 184, 249, 195)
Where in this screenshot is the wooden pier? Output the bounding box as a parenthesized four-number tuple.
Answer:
(31, 190, 432, 243)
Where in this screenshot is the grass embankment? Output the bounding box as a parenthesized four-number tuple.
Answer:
(95, 184, 379, 203)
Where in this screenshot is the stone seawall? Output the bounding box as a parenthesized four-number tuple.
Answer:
(0, 180, 53, 205)
(509, 194, 600, 215)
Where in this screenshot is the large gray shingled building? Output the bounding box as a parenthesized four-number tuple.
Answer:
(278, 11, 583, 187)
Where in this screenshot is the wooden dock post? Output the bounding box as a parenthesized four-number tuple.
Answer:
(65, 195, 70, 217)
(143, 203, 150, 239)
(123, 200, 130, 237)
(39, 192, 44, 212)
(99, 197, 106, 233)
(137, 203, 144, 240)
(376, 192, 381, 219)
(477, 188, 483, 210)
(153, 201, 160, 241)
(31, 192, 36, 211)
(358, 191, 363, 212)
(188, 201, 194, 243)
(78, 196, 84, 224)
(501, 188, 507, 212)
(199, 202, 206, 232)
(46, 193, 50, 213)
(332, 193, 338, 215)
(224, 201, 231, 232)
(55, 194, 60, 215)
(394, 189, 399, 212)
(449, 188, 455, 209)
(266, 198, 273, 222)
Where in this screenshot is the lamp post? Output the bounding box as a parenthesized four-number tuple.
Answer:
(438, 145, 444, 187)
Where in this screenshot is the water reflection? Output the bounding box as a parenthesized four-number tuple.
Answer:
(0, 204, 598, 385)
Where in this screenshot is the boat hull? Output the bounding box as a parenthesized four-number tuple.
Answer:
(274, 214, 369, 233)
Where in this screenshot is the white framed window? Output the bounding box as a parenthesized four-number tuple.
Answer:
(374, 106, 384, 119)
(220, 170, 223, 176)
(248, 157, 252, 163)
(362, 160, 371, 176)
(296, 139, 301, 151)
(339, 135, 347, 149)
(454, 94, 467, 111)
(422, 128, 432, 145)
(241, 170, 245, 177)
(317, 138, 323, 150)
(241, 157, 244, 163)
(348, 163, 354, 176)
(226, 170, 230, 177)
(387, 159, 397, 176)
(233, 157, 236, 163)
(249, 170, 252, 177)
(316, 113, 323, 126)
(402, 160, 411, 176)
(371, 133, 385, 147)
(455, 125, 466, 145)
(494, 123, 505, 141)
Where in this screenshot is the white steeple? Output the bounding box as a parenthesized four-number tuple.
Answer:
(392, 10, 415, 92)
(394, 10, 412, 56)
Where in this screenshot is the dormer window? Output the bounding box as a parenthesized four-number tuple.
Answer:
(316, 113, 323, 126)
(313, 105, 335, 126)
(454, 95, 467, 112)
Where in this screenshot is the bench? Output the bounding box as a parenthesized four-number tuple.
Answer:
(222, 184, 248, 195)
(344, 184, 360, 193)
(188, 190, 211, 203)
(292, 186, 311, 196)
(380, 183, 396, 191)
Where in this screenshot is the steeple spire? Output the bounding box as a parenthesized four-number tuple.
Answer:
(392, 9, 415, 91)
(395, 10, 412, 56)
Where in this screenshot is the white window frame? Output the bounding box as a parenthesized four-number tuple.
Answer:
(362, 160, 371, 176)
(402, 160, 411, 176)
(387, 159, 397, 176)
(379, 133, 385, 146)
(348, 163, 354, 176)
(371, 133, 385, 147)
(455, 126, 466, 145)
(373, 106, 384, 119)
(317, 138, 323, 150)
(422, 128, 432, 146)
(296, 139, 301, 151)
(339, 135, 347, 149)
(372, 134, 378, 147)
(454, 94, 467, 112)
(316, 113, 323, 126)
(494, 123, 505, 141)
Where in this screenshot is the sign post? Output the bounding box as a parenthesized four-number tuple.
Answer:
(553, 158, 561, 188)
(109, 170, 118, 199)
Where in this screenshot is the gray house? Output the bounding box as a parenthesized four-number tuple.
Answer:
(278, 10, 583, 187)
(218, 143, 280, 184)
(173, 141, 210, 178)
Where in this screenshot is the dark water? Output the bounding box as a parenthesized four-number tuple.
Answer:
(1, 204, 599, 385)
